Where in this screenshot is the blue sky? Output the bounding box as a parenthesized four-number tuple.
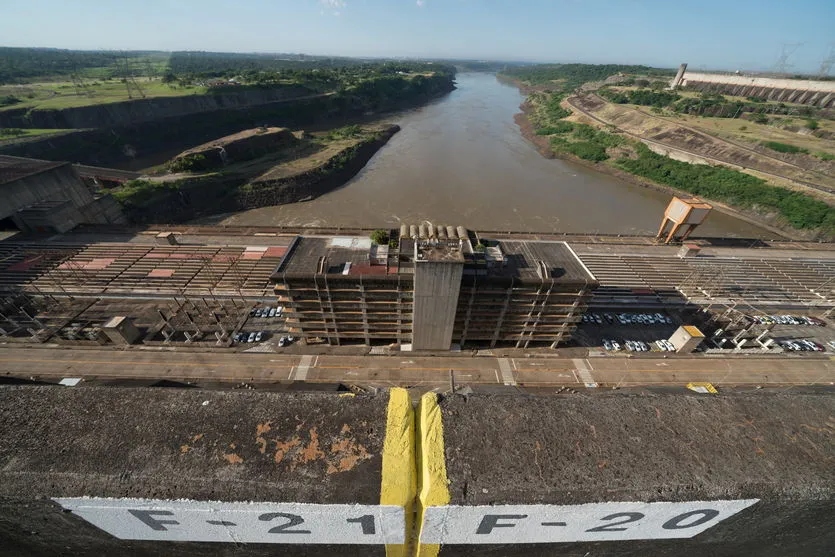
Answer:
(1, 0, 833, 72)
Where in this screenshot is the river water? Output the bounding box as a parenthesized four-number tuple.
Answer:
(206, 73, 773, 238)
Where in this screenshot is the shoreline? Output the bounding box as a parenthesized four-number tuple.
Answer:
(501, 75, 801, 241)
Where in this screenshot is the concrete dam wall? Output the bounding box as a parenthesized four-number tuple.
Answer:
(680, 72, 835, 108)
(1, 385, 832, 556)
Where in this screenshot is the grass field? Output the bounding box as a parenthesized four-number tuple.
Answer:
(0, 128, 78, 144)
(0, 78, 207, 111)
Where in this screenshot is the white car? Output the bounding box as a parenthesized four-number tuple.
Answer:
(247, 332, 256, 343)
(268, 307, 277, 318)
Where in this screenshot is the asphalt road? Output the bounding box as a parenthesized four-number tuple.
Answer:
(0, 346, 833, 390)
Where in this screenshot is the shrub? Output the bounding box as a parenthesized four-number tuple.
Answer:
(752, 113, 769, 124)
(814, 151, 835, 161)
(0, 128, 25, 137)
(805, 119, 819, 130)
(370, 229, 388, 245)
(0, 95, 21, 107)
(326, 124, 364, 140)
(761, 141, 808, 155)
(616, 144, 834, 233)
(561, 141, 609, 161)
(535, 121, 575, 135)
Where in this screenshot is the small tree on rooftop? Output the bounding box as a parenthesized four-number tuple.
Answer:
(370, 229, 388, 245)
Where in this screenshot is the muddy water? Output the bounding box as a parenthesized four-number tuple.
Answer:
(206, 73, 774, 238)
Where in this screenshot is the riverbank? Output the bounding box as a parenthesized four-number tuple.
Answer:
(116, 124, 400, 224)
(0, 73, 454, 169)
(513, 99, 801, 240)
(503, 74, 835, 241)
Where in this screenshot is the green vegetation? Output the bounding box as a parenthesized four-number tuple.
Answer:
(500, 63, 675, 91)
(0, 95, 21, 107)
(551, 138, 609, 161)
(599, 89, 680, 107)
(815, 151, 835, 161)
(111, 179, 180, 206)
(535, 121, 575, 135)
(370, 229, 388, 245)
(761, 141, 809, 155)
(325, 124, 365, 140)
(0, 127, 72, 139)
(805, 119, 819, 130)
(168, 153, 210, 173)
(618, 144, 835, 233)
(0, 47, 169, 83)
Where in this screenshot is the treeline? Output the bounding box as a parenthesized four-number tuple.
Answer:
(0, 47, 165, 83)
(600, 86, 819, 119)
(167, 51, 367, 75)
(618, 144, 835, 234)
(500, 63, 675, 90)
(599, 89, 680, 108)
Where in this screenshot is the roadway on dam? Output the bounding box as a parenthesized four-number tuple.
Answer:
(2, 346, 832, 390)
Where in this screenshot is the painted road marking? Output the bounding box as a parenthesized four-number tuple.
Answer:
(573, 358, 598, 388)
(294, 355, 313, 381)
(420, 500, 759, 544)
(54, 498, 404, 544)
(497, 358, 516, 386)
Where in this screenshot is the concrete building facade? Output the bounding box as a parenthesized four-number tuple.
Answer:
(271, 228, 598, 350)
(0, 155, 126, 233)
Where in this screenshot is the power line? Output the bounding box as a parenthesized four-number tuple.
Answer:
(773, 43, 803, 74)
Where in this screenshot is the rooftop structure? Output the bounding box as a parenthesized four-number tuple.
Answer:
(273, 228, 598, 349)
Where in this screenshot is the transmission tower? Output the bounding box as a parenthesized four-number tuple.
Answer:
(120, 52, 146, 99)
(819, 44, 835, 77)
(773, 43, 803, 74)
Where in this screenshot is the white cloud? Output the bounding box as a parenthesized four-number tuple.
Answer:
(416, 0, 426, 6)
(319, 0, 346, 15)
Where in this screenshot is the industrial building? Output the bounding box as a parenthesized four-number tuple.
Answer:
(0, 155, 126, 233)
(271, 226, 599, 349)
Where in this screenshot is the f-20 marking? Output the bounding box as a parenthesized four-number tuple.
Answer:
(423, 500, 759, 544)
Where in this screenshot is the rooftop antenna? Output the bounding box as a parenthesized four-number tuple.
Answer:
(819, 44, 835, 77)
(773, 43, 803, 74)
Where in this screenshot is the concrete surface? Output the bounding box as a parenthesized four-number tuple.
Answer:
(433, 391, 835, 556)
(1, 346, 832, 390)
(0, 386, 392, 556)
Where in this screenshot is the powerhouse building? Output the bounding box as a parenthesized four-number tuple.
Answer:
(271, 226, 598, 350)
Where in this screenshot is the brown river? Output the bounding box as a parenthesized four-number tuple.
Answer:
(204, 73, 774, 238)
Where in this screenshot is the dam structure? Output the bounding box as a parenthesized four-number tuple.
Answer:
(670, 63, 835, 108)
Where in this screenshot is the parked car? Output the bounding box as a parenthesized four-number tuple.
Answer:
(247, 332, 256, 343)
(278, 336, 286, 347)
(255, 331, 264, 342)
(268, 307, 277, 318)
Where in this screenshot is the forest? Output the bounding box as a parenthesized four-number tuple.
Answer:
(500, 63, 675, 91)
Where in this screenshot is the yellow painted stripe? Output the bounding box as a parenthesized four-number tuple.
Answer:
(381, 388, 416, 557)
(415, 392, 450, 557)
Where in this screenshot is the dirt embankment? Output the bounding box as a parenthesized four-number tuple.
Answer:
(513, 98, 800, 240)
(571, 94, 835, 201)
(0, 76, 454, 169)
(120, 126, 400, 224)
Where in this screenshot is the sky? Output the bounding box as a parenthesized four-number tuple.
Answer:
(1, 0, 833, 73)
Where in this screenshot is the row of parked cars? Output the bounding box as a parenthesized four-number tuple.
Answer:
(235, 331, 269, 344)
(250, 306, 283, 319)
(750, 315, 825, 326)
(780, 339, 829, 352)
(584, 312, 673, 326)
(603, 338, 676, 352)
